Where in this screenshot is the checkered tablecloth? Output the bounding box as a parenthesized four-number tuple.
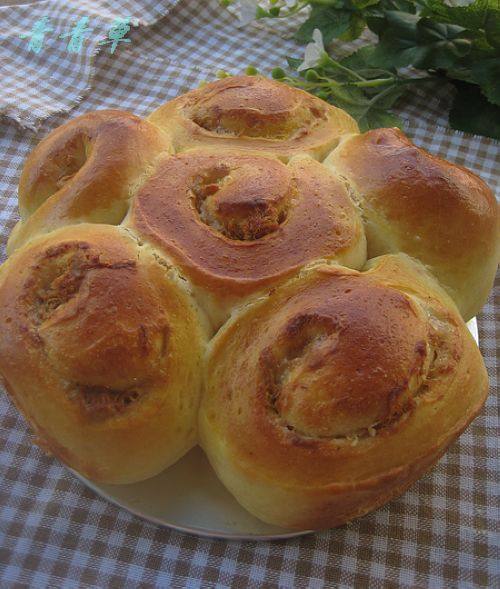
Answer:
(0, 1, 498, 587)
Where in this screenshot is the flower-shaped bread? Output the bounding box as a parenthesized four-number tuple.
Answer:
(0, 76, 497, 529)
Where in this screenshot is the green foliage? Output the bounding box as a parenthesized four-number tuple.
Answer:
(369, 12, 473, 70)
(295, 7, 353, 44)
(471, 58, 500, 104)
(224, 0, 500, 138)
(276, 44, 432, 131)
(421, 0, 500, 32)
(449, 80, 500, 139)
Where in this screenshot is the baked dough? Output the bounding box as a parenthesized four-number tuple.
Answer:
(0, 224, 208, 483)
(0, 76, 495, 528)
(8, 110, 170, 254)
(324, 128, 499, 320)
(148, 75, 359, 160)
(199, 254, 488, 529)
(126, 149, 366, 326)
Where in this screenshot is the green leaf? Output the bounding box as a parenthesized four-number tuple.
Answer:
(358, 108, 403, 131)
(340, 44, 378, 68)
(368, 11, 473, 70)
(414, 18, 472, 69)
(350, 0, 380, 9)
(320, 80, 406, 132)
(340, 47, 398, 83)
(328, 87, 403, 131)
(255, 6, 268, 19)
(467, 36, 498, 60)
(323, 84, 369, 114)
(339, 13, 367, 41)
(422, 0, 500, 32)
(471, 58, 500, 105)
(294, 6, 352, 44)
(446, 67, 475, 84)
(368, 82, 408, 108)
(380, 0, 418, 12)
(286, 56, 303, 71)
(368, 11, 423, 68)
(366, 1, 418, 34)
(383, 9, 420, 39)
(449, 80, 500, 139)
(485, 9, 500, 48)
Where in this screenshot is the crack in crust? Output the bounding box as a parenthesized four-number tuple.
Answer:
(185, 80, 328, 141)
(68, 384, 142, 421)
(23, 242, 136, 326)
(190, 162, 293, 240)
(17, 239, 164, 421)
(257, 294, 458, 443)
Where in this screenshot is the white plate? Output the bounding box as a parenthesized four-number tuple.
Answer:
(73, 318, 479, 540)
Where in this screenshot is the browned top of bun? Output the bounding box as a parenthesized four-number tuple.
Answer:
(0, 224, 207, 483)
(148, 76, 359, 160)
(127, 149, 366, 305)
(329, 128, 497, 257)
(324, 128, 499, 319)
(202, 254, 488, 487)
(1, 225, 173, 411)
(0, 78, 494, 497)
(9, 110, 170, 253)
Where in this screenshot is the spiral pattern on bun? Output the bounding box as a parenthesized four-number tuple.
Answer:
(127, 149, 366, 325)
(8, 110, 170, 254)
(0, 224, 208, 484)
(324, 128, 499, 320)
(0, 78, 494, 523)
(148, 76, 359, 160)
(199, 254, 488, 529)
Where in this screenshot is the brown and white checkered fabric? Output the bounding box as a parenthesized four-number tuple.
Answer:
(0, 1, 498, 587)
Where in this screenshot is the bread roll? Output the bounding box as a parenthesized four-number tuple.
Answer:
(126, 149, 366, 327)
(148, 76, 359, 160)
(0, 79, 495, 515)
(8, 110, 170, 254)
(199, 254, 488, 529)
(324, 128, 499, 320)
(0, 224, 208, 484)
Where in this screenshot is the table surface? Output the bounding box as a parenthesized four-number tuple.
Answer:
(0, 1, 498, 588)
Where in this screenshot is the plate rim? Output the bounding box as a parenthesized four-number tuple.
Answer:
(70, 469, 314, 541)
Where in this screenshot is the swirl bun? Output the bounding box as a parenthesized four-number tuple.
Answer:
(8, 110, 170, 254)
(148, 76, 359, 160)
(0, 78, 495, 527)
(127, 149, 366, 326)
(0, 224, 208, 483)
(199, 254, 488, 529)
(324, 128, 499, 320)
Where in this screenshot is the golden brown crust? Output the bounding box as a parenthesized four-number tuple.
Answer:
(0, 81, 494, 520)
(199, 254, 488, 529)
(0, 224, 208, 483)
(8, 110, 170, 253)
(126, 149, 366, 325)
(148, 76, 359, 160)
(324, 128, 500, 320)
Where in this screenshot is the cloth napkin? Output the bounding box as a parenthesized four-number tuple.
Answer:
(0, 0, 179, 129)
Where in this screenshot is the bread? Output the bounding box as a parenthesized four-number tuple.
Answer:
(8, 110, 170, 254)
(324, 128, 499, 320)
(126, 149, 366, 326)
(148, 75, 359, 160)
(199, 254, 489, 529)
(0, 224, 208, 483)
(0, 76, 496, 528)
